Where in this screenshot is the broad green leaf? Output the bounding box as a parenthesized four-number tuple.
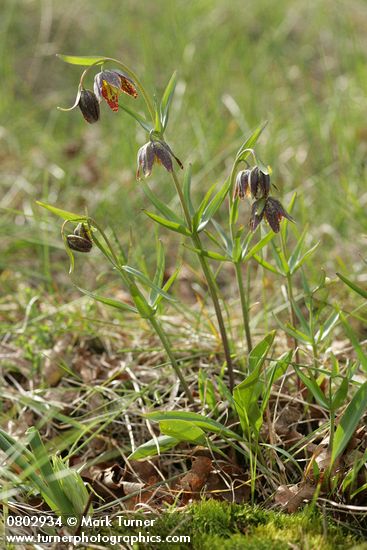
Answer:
(233, 331, 276, 437)
(144, 210, 191, 236)
(294, 366, 329, 409)
(75, 285, 138, 314)
(128, 435, 179, 460)
(122, 265, 176, 303)
(159, 420, 206, 444)
(142, 183, 184, 224)
(183, 164, 195, 217)
(27, 428, 73, 514)
(160, 71, 177, 130)
(331, 381, 367, 465)
(57, 54, 105, 66)
(37, 201, 86, 222)
(242, 231, 275, 262)
(145, 411, 241, 441)
(332, 378, 349, 411)
(248, 330, 276, 373)
(337, 273, 367, 300)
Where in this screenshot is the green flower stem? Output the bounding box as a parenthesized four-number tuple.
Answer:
(234, 262, 253, 353)
(280, 231, 301, 365)
(91, 219, 194, 404)
(149, 316, 195, 404)
(170, 171, 235, 391)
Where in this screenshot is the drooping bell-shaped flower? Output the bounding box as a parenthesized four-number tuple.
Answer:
(94, 69, 137, 112)
(136, 140, 183, 179)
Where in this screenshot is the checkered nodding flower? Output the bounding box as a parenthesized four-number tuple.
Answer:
(249, 166, 270, 199)
(136, 140, 183, 179)
(78, 89, 100, 123)
(233, 169, 251, 199)
(250, 197, 294, 233)
(94, 69, 137, 112)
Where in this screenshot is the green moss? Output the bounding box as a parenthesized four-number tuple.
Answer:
(107, 500, 362, 550)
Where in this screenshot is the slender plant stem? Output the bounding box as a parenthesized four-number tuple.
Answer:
(280, 231, 300, 365)
(234, 262, 253, 353)
(91, 219, 194, 404)
(170, 171, 235, 391)
(285, 272, 301, 365)
(150, 316, 195, 404)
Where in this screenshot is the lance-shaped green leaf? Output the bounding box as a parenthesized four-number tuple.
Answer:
(233, 331, 276, 437)
(290, 242, 320, 275)
(37, 201, 86, 222)
(183, 164, 195, 217)
(119, 102, 152, 132)
(142, 183, 184, 224)
(74, 285, 138, 314)
(197, 177, 232, 232)
(293, 366, 329, 409)
(144, 210, 191, 236)
(145, 411, 242, 441)
(128, 435, 179, 460)
(236, 121, 268, 162)
(160, 71, 177, 130)
(159, 420, 206, 444)
(57, 54, 105, 66)
(315, 311, 339, 343)
(183, 244, 229, 262)
(252, 254, 282, 275)
(211, 220, 232, 254)
(242, 231, 275, 262)
(274, 315, 312, 344)
(337, 273, 367, 300)
(270, 241, 289, 275)
(153, 264, 181, 309)
(122, 265, 177, 303)
(150, 239, 165, 306)
(332, 377, 349, 411)
(331, 381, 367, 465)
(192, 183, 216, 231)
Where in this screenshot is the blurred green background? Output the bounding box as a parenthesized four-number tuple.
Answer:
(1, 0, 366, 292)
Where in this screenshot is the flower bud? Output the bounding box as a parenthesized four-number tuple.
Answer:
(66, 223, 93, 252)
(78, 90, 100, 123)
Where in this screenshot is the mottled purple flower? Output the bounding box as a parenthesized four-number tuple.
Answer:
(249, 166, 270, 199)
(136, 141, 183, 179)
(250, 197, 294, 233)
(233, 169, 251, 199)
(94, 70, 137, 112)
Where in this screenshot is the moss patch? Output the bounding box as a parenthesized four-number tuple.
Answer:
(104, 500, 363, 549)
